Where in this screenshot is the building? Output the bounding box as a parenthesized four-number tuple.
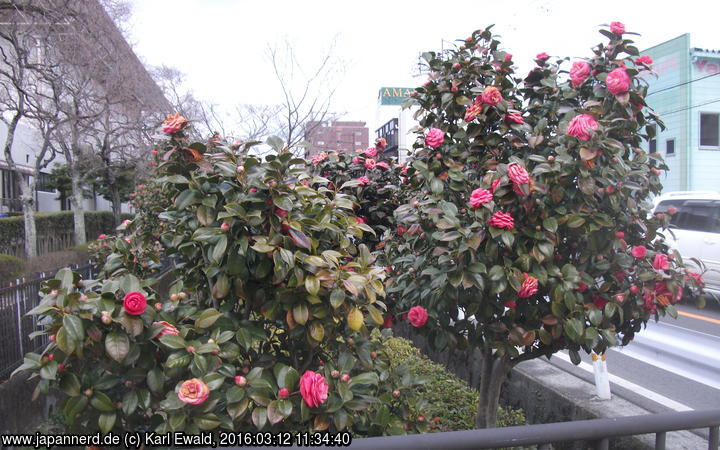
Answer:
(641, 34, 720, 193)
(375, 87, 418, 164)
(0, 0, 170, 215)
(304, 121, 369, 159)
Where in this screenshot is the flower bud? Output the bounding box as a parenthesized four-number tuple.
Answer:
(186, 346, 195, 353)
(278, 388, 289, 399)
(170, 293, 178, 302)
(615, 231, 624, 239)
(49, 334, 56, 342)
(234, 376, 247, 387)
(331, 370, 340, 379)
(84, 388, 93, 397)
(392, 389, 401, 398)
(341, 374, 350, 383)
(221, 222, 230, 232)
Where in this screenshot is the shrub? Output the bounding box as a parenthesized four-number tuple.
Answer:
(380, 335, 525, 431)
(0, 253, 25, 281)
(15, 124, 431, 436)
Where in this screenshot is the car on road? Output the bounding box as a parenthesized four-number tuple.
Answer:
(653, 191, 720, 298)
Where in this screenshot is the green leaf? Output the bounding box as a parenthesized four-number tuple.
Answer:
(195, 308, 222, 328)
(289, 228, 312, 250)
(40, 361, 58, 380)
(567, 216, 586, 228)
(349, 372, 379, 386)
(57, 268, 74, 290)
(59, 373, 81, 397)
(105, 333, 129, 363)
(63, 396, 88, 424)
(305, 276, 320, 296)
(569, 349, 582, 365)
(165, 352, 192, 369)
(91, 391, 115, 412)
(274, 365, 299, 391)
(543, 217, 558, 233)
(273, 196, 294, 212)
(159, 334, 186, 349)
(193, 414, 221, 430)
(212, 236, 227, 263)
(196, 205, 216, 227)
(55, 326, 75, 355)
(174, 189, 200, 210)
(147, 368, 165, 393)
(251, 407, 267, 430)
(226, 386, 246, 404)
(330, 289, 345, 309)
(293, 303, 309, 325)
(277, 399, 292, 418)
(267, 401, 284, 424)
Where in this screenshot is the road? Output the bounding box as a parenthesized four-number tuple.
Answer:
(547, 300, 720, 413)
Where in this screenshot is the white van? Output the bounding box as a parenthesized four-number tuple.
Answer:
(653, 191, 720, 296)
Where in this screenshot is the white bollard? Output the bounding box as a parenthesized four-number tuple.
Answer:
(592, 352, 612, 399)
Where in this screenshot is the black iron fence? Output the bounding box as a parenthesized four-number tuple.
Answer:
(0, 263, 97, 380)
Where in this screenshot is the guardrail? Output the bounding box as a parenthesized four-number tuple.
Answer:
(200, 409, 719, 450)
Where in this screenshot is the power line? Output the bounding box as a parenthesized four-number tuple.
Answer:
(647, 72, 720, 97)
(656, 98, 720, 117)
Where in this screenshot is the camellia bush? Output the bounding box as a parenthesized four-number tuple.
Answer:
(14, 116, 430, 436)
(385, 23, 706, 428)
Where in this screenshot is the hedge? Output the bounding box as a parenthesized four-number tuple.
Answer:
(0, 211, 134, 257)
(0, 253, 25, 281)
(381, 335, 526, 431)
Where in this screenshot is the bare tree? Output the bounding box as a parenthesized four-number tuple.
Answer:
(267, 38, 346, 153)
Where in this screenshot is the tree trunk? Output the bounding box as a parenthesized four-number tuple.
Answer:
(70, 170, 86, 245)
(110, 181, 121, 226)
(475, 344, 513, 428)
(20, 182, 37, 258)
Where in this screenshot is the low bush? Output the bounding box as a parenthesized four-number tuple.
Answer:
(0, 253, 25, 282)
(380, 334, 525, 431)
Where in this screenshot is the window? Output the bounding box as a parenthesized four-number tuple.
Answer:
(667, 200, 720, 233)
(355, 141, 362, 146)
(700, 113, 719, 147)
(316, 141, 324, 145)
(648, 124, 657, 153)
(36, 172, 53, 192)
(666, 139, 675, 156)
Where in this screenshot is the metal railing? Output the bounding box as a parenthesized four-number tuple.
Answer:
(198, 409, 720, 449)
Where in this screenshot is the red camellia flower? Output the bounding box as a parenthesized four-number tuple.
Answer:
(685, 271, 704, 287)
(490, 178, 502, 193)
(178, 378, 210, 405)
(397, 225, 408, 236)
(425, 128, 445, 149)
(505, 112, 524, 124)
(153, 321, 179, 338)
(565, 114, 598, 141)
(593, 296, 608, 309)
(364, 147, 378, 158)
(464, 102, 482, 122)
(503, 300, 517, 309)
(570, 61, 591, 87)
(504, 53, 512, 62)
(536, 52, 550, 61)
(469, 188, 492, 209)
(355, 217, 366, 224)
(615, 231, 625, 239)
(352, 156, 361, 165)
(610, 21, 625, 35)
(382, 315, 394, 328)
(481, 86, 503, 106)
(123, 292, 147, 315)
(488, 211, 515, 229)
(98, 234, 106, 240)
(507, 164, 529, 185)
(299, 370, 329, 408)
(162, 113, 188, 134)
(606, 67, 630, 95)
(364, 158, 376, 170)
(635, 55, 653, 66)
(375, 161, 390, 170)
(577, 281, 588, 293)
(357, 176, 371, 185)
(652, 254, 669, 270)
(518, 273, 539, 298)
(631, 246, 647, 258)
(408, 306, 429, 327)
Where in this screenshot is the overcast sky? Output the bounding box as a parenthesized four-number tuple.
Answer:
(126, 0, 718, 134)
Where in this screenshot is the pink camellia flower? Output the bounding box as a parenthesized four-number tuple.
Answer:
(375, 161, 390, 170)
(408, 306, 429, 327)
(518, 273, 539, 298)
(299, 370, 329, 408)
(153, 321, 179, 338)
(355, 217, 366, 225)
(425, 128, 445, 149)
(685, 271, 705, 287)
(151, 149, 158, 156)
(610, 21, 625, 35)
(364, 147, 378, 158)
(606, 67, 630, 95)
(505, 112, 524, 125)
(469, 188, 493, 209)
(536, 52, 550, 61)
(352, 156, 361, 165)
(98, 234, 106, 240)
(278, 388, 290, 399)
(311, 152, 328, 165)
(504, 54, 513, 62)
(635, 55, 653, 66)
(464, 103, 482, 122)
(275, 207, 288, 218)
(570, 61, 591, 88)
(123, 292, 147, 315)
(490, 178, 502, 193)
(488, 211, 515, 230)
(652, 254, 669, 271)
(481, 86, 503, 106)
(375, 138, 387, 151)
(178, 378, 210, 405)
(565, 114, 598, 141)
(162, 113, 188, 134)
(397, 225, 408, 236)
(364, 158, 376, 170)
(631, 246, 647, 258)
(357, 176, 371, 185)
(507, 164, 530, 185)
